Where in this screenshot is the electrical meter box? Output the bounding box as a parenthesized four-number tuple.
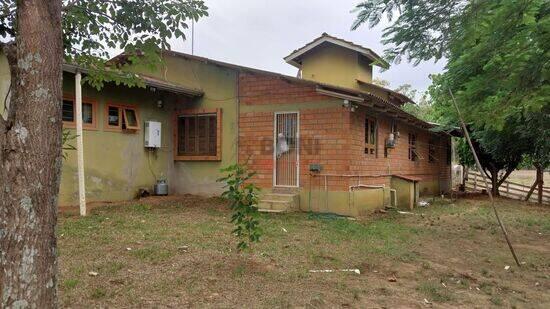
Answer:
(144, 121, 162, 148)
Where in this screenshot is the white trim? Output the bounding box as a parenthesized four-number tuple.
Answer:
(316, 87, 364, 102)
(285, 36, 389, 69)
(273, 111, 300, 188)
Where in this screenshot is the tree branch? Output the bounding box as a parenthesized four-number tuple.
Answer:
(497, 167, 515, 187)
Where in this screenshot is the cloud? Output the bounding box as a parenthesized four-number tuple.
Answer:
(169, 0, 445, 93)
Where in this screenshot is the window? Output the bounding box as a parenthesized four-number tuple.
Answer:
(428, 138, 436, 163)
(174, 109, 222, 161)
(62, 97, 97, 129)
(364, 117, 377, 156)
(408, 133, 417, 161)
(105, 104, 140, 131)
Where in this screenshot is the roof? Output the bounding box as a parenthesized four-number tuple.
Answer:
(284, 33, 390, 69)
(393, 175, 422, 182)
(62, 63, 204, 97)
(112, 50, 439, 131)
(356, 79, 413, 104)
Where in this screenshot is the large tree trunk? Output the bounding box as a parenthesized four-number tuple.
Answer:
(0, 1, 63, 308)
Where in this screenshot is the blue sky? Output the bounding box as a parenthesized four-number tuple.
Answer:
(168, 0, 446, 93)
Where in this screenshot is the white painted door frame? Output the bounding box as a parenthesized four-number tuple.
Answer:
(273, 111, 300, 187)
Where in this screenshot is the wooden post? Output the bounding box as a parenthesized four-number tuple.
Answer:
(75, 71, 87, 216)
(449, 89, 521, 267)
(474, 173, 477, 190)
(537, 166, 543, 205)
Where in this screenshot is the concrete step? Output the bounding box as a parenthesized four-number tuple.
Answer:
(258, 208, 286, 213)
(258, 199, 291, 211)
(262, 193, 297, 202)
(257, 192, 300, 213)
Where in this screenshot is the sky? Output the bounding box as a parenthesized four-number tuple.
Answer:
(168, 0, 446, 93)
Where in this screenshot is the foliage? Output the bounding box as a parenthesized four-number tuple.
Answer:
(61, 129, 77, 159)
(0, 0, 209, 89)
(352, 0, 467, 64)
(353, 0, 549, 189)
(371, 77, 390, 88)
(217, 164, 261, 251)
(393, 83, 418, 101)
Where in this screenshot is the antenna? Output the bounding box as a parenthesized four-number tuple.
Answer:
(191, 19, 195, 55)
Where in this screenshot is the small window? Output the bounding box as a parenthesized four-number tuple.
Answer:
(62, 97, 97, 129)
(408, 133, 417, 161)
(62, 100, 75, 122)
(108, 106, 120, 127)
(428, 138, 436, 163)
(364, 117, 377, 156)
(82, 103, 93, 124)
(105, 104, 140, 131)
(123, 107, 139, 130)
(174, 109, 222, 161)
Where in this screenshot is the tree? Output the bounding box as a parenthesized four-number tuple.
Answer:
(371, 77, 390, 88)
(353, 0, 549, 197)
(0, 1, 208, 307)
(217, 164, 262, 251)
(520, 109, 550, 203)
(393, 83, 417, 101)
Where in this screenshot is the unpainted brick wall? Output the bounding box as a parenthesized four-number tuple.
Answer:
(238, 71, 451, 193)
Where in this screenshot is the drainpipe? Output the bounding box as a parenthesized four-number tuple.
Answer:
(235, 72, 240, 164)
(75, 71, 86, 216)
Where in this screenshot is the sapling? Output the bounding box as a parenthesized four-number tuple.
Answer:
(218, 164, 261, 251)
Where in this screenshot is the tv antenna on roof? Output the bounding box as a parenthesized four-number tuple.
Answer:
(191, 18, 195, 55)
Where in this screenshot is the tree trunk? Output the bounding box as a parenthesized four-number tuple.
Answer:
(487, 166, 500, 196)
(0, 1, 63, 308)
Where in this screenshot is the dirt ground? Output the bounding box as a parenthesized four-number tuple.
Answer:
(58, 194, 550, 308)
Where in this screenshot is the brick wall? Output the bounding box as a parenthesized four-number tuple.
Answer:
(239, 72, 327, 105)
(238, 71, 451, 193)
(348, 107, 451, 193)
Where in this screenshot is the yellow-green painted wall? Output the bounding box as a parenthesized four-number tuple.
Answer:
(296, 188, 389, 217)
(299, 44, 391, 101)
(300, 44, 375, 89)
(129, 54, 239, 196)
(59, 72, 177, 206)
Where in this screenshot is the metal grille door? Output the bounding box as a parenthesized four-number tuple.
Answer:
(274, 112, 299, 187)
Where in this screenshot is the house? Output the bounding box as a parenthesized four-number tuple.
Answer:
(0, 33, 452, 216)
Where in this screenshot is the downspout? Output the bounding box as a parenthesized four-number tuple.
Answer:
(236, 71, 240, 164)
(75, 71, 87, 216)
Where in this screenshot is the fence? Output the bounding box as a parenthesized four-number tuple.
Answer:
(464, 170, 549, 205)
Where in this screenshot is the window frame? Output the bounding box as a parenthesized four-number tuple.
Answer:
(408, 132, 418, 161)
(104, 103, 141, 132)
(364, 117, 378, 157)
(61, 95, 98, 130)
(173, 108, 222, 161)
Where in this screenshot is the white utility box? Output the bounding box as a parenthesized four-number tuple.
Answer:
(144, 121, 162, 148)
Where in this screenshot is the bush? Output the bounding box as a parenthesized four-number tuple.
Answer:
(217, 164, 261, 251)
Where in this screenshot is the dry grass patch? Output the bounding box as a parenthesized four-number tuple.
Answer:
(58, 194, 550, 308)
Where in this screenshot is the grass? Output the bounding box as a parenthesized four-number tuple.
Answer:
(417, 281, 453, 302)
(58, 195, 550, 308)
